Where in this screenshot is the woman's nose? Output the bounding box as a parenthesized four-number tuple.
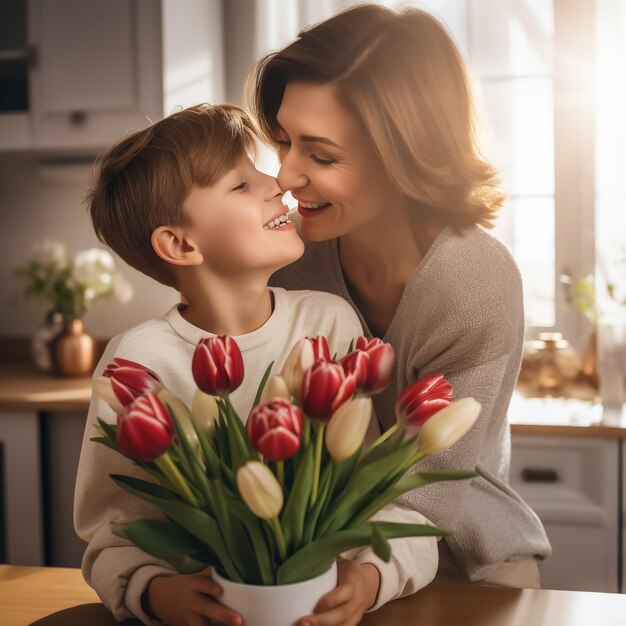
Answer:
(277, 153, 308, 193)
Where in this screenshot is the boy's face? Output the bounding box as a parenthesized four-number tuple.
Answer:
(182, 156, 304, 278)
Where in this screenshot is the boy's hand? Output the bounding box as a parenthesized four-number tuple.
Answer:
(145, 566, 242, 626)
(296, 558, 381, 626)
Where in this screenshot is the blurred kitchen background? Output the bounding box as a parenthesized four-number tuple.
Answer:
(0, 0, 625, 597)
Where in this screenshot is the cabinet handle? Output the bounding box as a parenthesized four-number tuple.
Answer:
(520, 467, 560, 483)
(70, 111, 87, 126)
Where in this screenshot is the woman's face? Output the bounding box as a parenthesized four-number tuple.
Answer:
(275, 82, 399, 241)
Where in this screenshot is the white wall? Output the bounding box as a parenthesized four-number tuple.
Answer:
(0, 153, 178, 339)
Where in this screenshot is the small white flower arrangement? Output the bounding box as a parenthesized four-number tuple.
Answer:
(15, 239, 133, 319)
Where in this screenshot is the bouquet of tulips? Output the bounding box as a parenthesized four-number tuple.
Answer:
(92, 335, 480, 585)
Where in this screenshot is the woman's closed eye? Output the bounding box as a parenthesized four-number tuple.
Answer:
(276, 136, 337, 166)
(311, 154, 336, 166)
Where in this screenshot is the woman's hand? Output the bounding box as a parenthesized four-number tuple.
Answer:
(144, 566, 242, 626)
(296, 558, 381, 626)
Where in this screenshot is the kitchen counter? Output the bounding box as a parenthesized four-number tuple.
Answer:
(0, 362, 91, 411)
(3, 565, 626, 626)
(2, 362, 625, 438)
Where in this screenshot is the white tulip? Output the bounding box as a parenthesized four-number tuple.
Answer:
(237, 461, 284, 519)
(158, 388, 199, 452)
(326, 397, 373, 463)
(191, 389, 219, 439)
(259, 375, 291, 404)
(92, 376, 124, 414)
(417, 397, 481, 454)
(280, 339, 315, 401)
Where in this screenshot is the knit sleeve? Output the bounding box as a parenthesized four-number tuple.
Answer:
(73, 337, 176, 626)
(394, 270, 527, 575)
(340, 503, 439, 611)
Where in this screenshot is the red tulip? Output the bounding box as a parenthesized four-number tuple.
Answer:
(103, 357, 163, 407)
(341, 337, 395, 395)
(192, 336, 244, 397)
(395, 373, 453, 431)
(309, 335, 331, 362)
(247, 399, 303, 461)
(117, 392, 174, 461)
(301, 360, 356, 422)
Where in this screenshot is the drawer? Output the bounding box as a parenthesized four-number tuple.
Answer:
(510, 436, 618, 525)
(511, 435, 619, 592)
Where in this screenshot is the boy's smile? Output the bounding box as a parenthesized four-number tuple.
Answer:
(181, 155, 304, 277)
(263, 209, 295, 231)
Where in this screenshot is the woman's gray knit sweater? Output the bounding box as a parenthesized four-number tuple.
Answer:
(271, 223, 551, 580)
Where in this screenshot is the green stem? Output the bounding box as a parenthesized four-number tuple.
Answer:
(277, 460, 285, 489)
(302, 418, 311, 448)
(309, 423, 326, 508)
(362, 422, 400, 459)
(270, 516, 287, 562)
(406, 449, 427, 469)
(155, 453, 200, 508)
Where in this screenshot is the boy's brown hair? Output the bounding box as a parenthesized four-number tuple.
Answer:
(88, 104, 258, 288)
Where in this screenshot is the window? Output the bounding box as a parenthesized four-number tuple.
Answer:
(253, 0, 625, 343)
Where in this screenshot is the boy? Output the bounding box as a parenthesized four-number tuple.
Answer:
(74, 104, 438, 626)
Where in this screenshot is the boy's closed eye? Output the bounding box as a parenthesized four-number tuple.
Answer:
(231, 181, 248, 191)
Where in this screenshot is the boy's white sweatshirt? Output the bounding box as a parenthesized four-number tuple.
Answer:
(74, 287, 438, 624)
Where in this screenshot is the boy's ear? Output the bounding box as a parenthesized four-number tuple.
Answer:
(151, 226, 203, 267)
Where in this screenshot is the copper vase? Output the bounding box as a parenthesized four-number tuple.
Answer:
(51, 318, 96, 377)
(581, 328, 600, 389)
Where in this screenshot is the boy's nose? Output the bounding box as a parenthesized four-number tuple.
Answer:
(262, 173, 283, 201)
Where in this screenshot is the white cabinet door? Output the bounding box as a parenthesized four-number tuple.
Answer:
(0, 0, 162, 151)
(510, 435, 619, 592)
(28, 0, 162, 150)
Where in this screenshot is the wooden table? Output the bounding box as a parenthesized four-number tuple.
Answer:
(4, 566, 626, 626)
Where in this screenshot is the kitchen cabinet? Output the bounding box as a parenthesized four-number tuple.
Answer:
(0, 363, 91, 566)
(0, 0, 224, 152)
(511, 434, 621, 592)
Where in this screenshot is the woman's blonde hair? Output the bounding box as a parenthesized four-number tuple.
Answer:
(248, 4, 504, 229)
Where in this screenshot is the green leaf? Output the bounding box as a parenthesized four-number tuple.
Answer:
(168, 406, 213, 509)
(394, 470, 478, 493)
(317, 439, 416, 535)
(178, 556, 212, 575)
(223, 490, 274, 584)
(90, 436, 119, 453)
(111, 474, 242, 582)
(346, 470, 477, 529)
(303, 462, 332, 544)
(209, 477, 260, 583)
(371, 525, 391, 562)
(359, 432, 405, 468)
(328, 449, 360, 505)
(280, 443, 314, 551)
(252, 361, 274, 408)
(221, 397, 253, 471)
(110, 474, 181, 502)
(277, 521, 447, 584)
(213, 407, 232, 467)
(96, 418, 119, 446)
(124, 519, 206, 561)
(192, 416, 220, 480)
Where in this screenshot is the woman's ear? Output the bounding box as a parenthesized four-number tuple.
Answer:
(151, 226, 203, 267)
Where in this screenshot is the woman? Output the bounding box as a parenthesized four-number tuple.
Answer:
(251, 1, 551, 592)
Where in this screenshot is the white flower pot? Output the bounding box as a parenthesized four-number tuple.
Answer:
(212, 561, 337, 626)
